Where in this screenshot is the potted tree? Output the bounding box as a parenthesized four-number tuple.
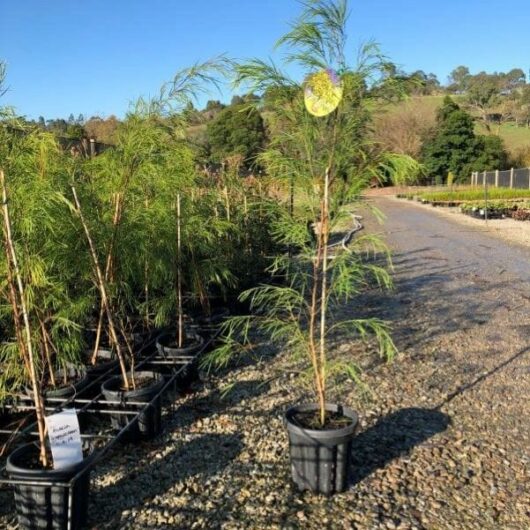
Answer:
(205, 0, 418, 494)
(61, 107, 174, 441)
(0, 118, 93, 529)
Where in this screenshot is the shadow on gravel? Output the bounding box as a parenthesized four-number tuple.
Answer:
(169, 379, 272, 434)
(90, 433, 244, 527)
(435, 345, 530, 408)
(350, 407, 450, 486)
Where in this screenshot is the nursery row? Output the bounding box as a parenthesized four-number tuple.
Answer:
(0, 315, 223, 529)
(397, 190, 530, 221)
(397, 186, 530, 203)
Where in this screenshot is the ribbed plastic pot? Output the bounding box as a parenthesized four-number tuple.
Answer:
(284, 403, 359, 495)
(6, 442, 93, 530)
(155, 333, 204, 391)
(101, 371, 165, 442)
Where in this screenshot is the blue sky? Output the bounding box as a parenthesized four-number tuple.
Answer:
(1, 0, 530, 120)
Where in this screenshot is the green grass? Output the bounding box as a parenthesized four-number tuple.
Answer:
(475, 122, 530, 153)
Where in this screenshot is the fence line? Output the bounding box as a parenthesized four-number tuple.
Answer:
(471, 168, 530, 189)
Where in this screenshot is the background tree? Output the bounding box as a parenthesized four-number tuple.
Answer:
(448, 65, 471, 93)
(207, 103, 267, 170)
(465, 72, 501, 127)
(421, 97, 507, 182)
(84, 115, 120, 144)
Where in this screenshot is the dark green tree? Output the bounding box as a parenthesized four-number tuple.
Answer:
(422, 97, 507, 182)
(206, 103, 267, 168)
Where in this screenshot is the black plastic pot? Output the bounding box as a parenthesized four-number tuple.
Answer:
(101, 371, 165, 442)
(155, 333, 204, 391)
(195, 307, 230, 327)
(285, 403, 359, 495)
(6, 442, 93, 530)
(85, 348, 119, 381)
(27, 370, 90, 402)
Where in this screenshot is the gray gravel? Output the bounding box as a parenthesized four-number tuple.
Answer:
(1, 196, 529, 529)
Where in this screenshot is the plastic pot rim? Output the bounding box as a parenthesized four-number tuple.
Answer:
(284, 402, 359, 440)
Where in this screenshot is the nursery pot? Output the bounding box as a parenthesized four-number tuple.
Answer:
(25, 367, 90, 402)
(155, 332, 204, 391)
(101, 371, 165, 442)
(284, 403, 358, 495)
(85, 348, 119, 381)
(195, 307, 230, 328)
(6, 442, 93, 530)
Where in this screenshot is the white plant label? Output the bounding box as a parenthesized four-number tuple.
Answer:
(45, 409, 83, 469)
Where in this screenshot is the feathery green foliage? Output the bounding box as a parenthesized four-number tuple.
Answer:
(205, 0, 410, 425)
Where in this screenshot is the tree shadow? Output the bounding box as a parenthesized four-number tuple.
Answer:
(89, 432, 244, 527)
(167, 379, 272, 434)
(350, 407, 450, 486)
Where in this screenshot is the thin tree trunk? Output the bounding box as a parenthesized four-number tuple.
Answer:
(70, 184, 130, 390)
(1, 169, 48, 466)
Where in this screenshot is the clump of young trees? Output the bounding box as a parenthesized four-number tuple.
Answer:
(0, 61, 280, 463)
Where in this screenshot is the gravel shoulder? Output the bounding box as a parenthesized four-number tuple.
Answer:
(0, 197, 528, 529)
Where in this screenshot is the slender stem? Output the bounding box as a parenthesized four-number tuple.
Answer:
(1, 169, 48, 466)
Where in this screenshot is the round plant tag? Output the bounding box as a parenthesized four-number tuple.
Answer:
(304, 69, 343, 117)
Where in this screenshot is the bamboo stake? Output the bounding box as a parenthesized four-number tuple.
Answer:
(92, 191, 123, 361)
(90, 303, 105, 365)
(1, 169, 48, 466)
(318, 168, 331, 426)
(176, 193, 183, 348)
(1, 229, 31, 376)
(308, 186, 326, 427)
(70, 184, 130, 390)
(144, 196, 149, 329)
(40, 319, 56, 387)
(224, 186, 230, 221)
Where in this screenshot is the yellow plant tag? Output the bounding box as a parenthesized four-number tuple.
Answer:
(304, 69, 343, 117)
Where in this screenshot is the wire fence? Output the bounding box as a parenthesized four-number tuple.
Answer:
(471, 168, 530, 189)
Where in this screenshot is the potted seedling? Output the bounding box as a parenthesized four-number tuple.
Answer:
(206, 0, 418, 494)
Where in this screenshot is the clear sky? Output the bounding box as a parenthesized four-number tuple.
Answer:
(1, 0, 530, 120)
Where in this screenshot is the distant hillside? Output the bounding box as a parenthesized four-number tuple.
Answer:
(379, 95, 530, 157)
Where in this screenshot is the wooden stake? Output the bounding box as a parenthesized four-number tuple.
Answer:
(318, 168, 331, 426)
(176, 194, 183, 348)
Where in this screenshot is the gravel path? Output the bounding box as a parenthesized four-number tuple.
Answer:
(1, 196, 528, 529)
